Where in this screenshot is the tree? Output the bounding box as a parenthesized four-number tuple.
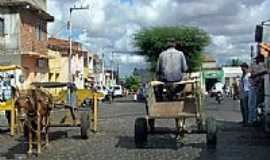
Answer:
(133, 26, 211, 72)
(124, 75, 141, 91)
(231, 58, 242, 66)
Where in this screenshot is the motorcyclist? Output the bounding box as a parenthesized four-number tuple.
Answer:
(212, 81, 224, 103)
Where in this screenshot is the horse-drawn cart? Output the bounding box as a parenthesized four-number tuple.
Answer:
(134, 79, 217, 148)
(31, 82, 101, 139)
(0, 65, 21, 136)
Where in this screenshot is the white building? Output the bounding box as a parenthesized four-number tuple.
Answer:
(222, 67, 242, 86)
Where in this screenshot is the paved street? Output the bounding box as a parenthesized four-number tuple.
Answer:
(1, 96, 270, 160)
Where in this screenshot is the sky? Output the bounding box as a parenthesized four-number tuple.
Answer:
(47, 0, 270, 76)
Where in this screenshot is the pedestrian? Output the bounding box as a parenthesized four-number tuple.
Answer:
(239, 63, 250, 125)
(232, 78, 240, 100)
(248, 65, 259, 125)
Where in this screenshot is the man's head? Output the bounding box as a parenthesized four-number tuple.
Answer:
(166, 41, 176, 49)
(255, 54, 264, 64)
(166, 38, 177, 49)
(240, 63, 249, 73)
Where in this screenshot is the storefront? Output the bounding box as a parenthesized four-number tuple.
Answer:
(202, 69, 224, 92)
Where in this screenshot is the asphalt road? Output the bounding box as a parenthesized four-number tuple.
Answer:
(0, 96, 270, 160)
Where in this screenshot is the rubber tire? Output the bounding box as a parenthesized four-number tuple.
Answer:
(197, 117, 206, 131)
(206, 117, 217, 149)
(148, 119, 155, 132)
(135, 118, 148, 148)
(81, 112, 90, 139)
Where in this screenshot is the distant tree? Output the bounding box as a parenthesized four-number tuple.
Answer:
(231, 58, 242, 66)
(124, 75, 141, 91)
(133, 26, 211, 72)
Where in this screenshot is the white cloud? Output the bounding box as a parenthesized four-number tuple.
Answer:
(47, 0, 270, 75)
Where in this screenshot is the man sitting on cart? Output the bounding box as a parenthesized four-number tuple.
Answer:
(156, 40, 188, 100)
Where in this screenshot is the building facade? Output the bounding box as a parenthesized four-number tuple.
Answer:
(0, 0, 53, 89)
(222, 67, 242, 87)
(48, 38, 90, 89)
(201, 54, 223, 92)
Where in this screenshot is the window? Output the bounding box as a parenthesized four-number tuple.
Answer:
(48, 73, 53, 82)
(0, 18, 4, 37)
(36, 20, 45, 41)
(37, 58, 48, 68)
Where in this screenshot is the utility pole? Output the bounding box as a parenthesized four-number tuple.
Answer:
(250, 45, 254, 64)
(102, 49, 105, 86)
(111, 51, 114, 85)
(68, 4, 89, 107)
(68, 5, 89, 82)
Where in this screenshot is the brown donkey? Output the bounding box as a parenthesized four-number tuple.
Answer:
(15, 88, 53, 154)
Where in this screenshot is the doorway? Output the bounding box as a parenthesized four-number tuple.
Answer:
(205, 78, 218, 91)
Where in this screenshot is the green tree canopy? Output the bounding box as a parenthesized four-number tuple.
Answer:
(124, 75, 141, 91)
(134, 26, 211, 72)
(231, 58, 242, 66)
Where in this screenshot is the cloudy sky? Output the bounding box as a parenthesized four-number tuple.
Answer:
(47, 0, 270, 76)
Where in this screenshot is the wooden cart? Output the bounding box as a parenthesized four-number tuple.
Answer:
(30, 82, 102, 138)
(134, 80, 217, 148)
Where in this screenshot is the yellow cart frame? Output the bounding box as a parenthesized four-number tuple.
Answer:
(0, 65, 21, 136)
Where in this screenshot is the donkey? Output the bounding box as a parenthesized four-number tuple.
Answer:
(15, 88, 53, 154)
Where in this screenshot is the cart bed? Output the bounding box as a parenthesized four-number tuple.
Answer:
(148, 97, 198, 118)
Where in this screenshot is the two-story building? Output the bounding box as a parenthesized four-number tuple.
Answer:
(0, 0, 53, 89)
(48, 38, 91, 89)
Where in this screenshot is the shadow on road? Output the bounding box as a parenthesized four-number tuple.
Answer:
(195, 120, 270, 160)
(99, 113, 144, 120)
(0, 136, 28, 159)
(115, 119, 270, 160)
(115, 135, 208, 151)
(0, 130, 69, 159)
(0, 128, 9, 134)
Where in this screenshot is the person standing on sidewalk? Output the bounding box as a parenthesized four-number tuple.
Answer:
(249, 65, 259, 125)
(239, 63, 251, 125)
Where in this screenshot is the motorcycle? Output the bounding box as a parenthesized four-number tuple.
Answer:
(215, 91, 223, 104)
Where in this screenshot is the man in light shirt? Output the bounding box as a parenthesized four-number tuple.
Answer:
(157, 42, 188, 82)
(239, 63, 251, 125)
(156, 41, 188, 100)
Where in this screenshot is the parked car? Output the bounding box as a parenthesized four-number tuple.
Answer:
(112, 85, 123, 97)
(96, 85, 109, 100)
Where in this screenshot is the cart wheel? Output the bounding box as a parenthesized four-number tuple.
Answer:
(206, 117, 217, 149)
(135, 118, 148, 148)
(80, 112, 90, 139)
(197, 117, 205, 131)
(148, 119, 155, 132)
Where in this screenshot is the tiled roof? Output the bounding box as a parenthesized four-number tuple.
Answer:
(48, 38, 87, 55)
